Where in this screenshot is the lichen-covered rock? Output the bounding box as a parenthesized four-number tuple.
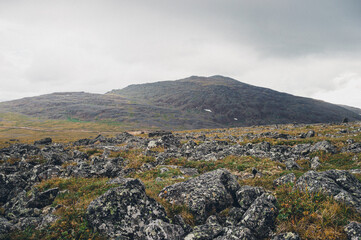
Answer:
(34, 137, 52, 145)
(224, 207, 245, 226)
(3, 187, 58, 228)
(0, 173, 28, 205)
(296, 170, 361, 212)
(27, 188, 59, 209)
(0, 216, 13, 237)
(184, 216, 223, 240)
(343, 143, 361, 154)
(240, 193, 278, 239)
(272, 232, 301, 240)
(299, 130, 315, 138)
(310, 141, 337, 153)
(214, 226, 256, 240)
(143, 219, 185, 240)
(345, 221, 361, 240)
(273, 173, 296, 187)
(182, 184, 278, 240)
(148, 131, 172, 138)
(159, 169, 240, 224)
(285, 159, 302, 170)
(13, 217, 41, 230)
(310, 156, 321, 170)
(0, 174, 11, 204)
(86, 178, 170, 239)
(236, 186, 265, 210)
(179, 167, 199, 176)
(37, 214, 59, 230)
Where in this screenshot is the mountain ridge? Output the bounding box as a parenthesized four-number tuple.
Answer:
(1, 75, 360, 129)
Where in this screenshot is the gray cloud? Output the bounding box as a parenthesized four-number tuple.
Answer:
(0, 0, 360, 108)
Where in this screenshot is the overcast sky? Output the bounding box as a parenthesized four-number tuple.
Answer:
(1, 0, 361, 107)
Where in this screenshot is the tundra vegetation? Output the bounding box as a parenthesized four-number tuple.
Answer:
(0, 115, 361, 239)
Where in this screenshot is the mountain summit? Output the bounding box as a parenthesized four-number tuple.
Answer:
(1, 76, 360, 129)
(108, 75, 361, 127)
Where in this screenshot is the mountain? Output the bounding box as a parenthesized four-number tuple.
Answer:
(1, 75, 360, 129)
(108, 75, 361, 126)
(0, 92, 219, 130)
(339, 104, 361, 115)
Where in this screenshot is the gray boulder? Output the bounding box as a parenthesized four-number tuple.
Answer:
(310, 141, 337, 153)
(183, 185, 278, 240)
(345, 221, 361, 240)
(143, 219, 185, 240)
(296, 170, 361, 212)
(285, 159, 302, 170)
(240, 193, 278, 239)
(0, 216, 13, 237)
(159, 169, 240, 224)
(34, 138, 52, 145)
(236, 186, 265, 210)
(0, 174, 11, 204)
(224, 207, 245, 226)
(86, 178, 171, 239)
(272, 232, 301, 240)
(27, 188, 59, 209)
(299, 130, 315, 138)
(273, 173, 296, 187)
(213, 226, 256, 240)
(310, 156, 321, 170)
(184, 216, 223, 240)
(343, 143, 361, 153)
(148, 131, 172, 138)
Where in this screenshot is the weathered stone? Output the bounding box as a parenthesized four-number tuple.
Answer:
(296, 170, 361, 212)
(273, 173, 296, 187)
(223, 207, 245, 226)
(300, 130, 315, 138)
(240, 193, 278, 239)
(34, 138, 52, 145)
(236, 186, 265, 211)
(148, 131, 172, 138)
(184, 216, 223, 240)
(86, 178, 170, 239)
(285, 159, 302, 170)
(214, 226, 256, 240)
(310, 141, 337, 153)
(0, 174, 11, 204)
(179, 167, 199, 176)
(272, 232, 301, 240)
(343, 143, 361, 154)
(345, 221, 361, 240)
(13, 217, 41, 230)
(159, 169, 240, 224)
(0, 216, 13, 237)
(173, 214, 193, 235)
(143, 219, 185, 240)
(27, 188, 59, 209)
(310, 156, 321, 170)
(37, 214, 59, 229)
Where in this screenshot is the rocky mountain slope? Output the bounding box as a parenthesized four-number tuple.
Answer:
(109, 75, 361, 126)
(1, 122, 361, 239)
(339, 104, 361, 115)
(1, 76, 360, 129)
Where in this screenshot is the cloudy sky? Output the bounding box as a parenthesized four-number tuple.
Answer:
(1, 0, 361, 107)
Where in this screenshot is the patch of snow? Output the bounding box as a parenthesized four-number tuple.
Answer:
(204, 109, 212, 112)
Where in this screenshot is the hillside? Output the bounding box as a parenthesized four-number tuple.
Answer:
(1, 76, 360, 130)
(0, 92, 220, 130)
(109, 75, 361, 125)
(339, 104, 361, 115)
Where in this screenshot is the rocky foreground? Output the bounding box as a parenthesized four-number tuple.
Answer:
(1, 123, 361, 239)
